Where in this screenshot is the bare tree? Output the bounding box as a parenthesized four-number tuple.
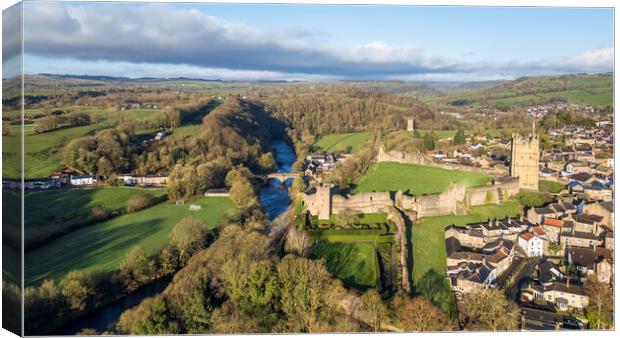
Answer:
(284, 225, 311, 257)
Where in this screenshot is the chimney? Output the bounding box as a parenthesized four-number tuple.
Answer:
(520, 214, 524, 222)
(566, 278, 570, 287)
(488, 219, 492, 227)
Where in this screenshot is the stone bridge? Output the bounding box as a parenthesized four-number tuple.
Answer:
(260, 173, 300, 184)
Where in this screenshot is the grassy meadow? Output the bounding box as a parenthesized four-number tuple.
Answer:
(426, 74, 613, 108)
(309, 241, 378, 291)
(354, 162, 490, 195)
(3, 123, 109, 179)
(313, 132, 369, 153)
(23, 188, 167, 248)
(25, 197, 235, 286)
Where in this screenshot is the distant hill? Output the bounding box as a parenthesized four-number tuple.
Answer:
(423, 73, 613, 109)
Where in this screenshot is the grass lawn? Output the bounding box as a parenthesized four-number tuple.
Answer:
(170, 124, 203, 140)
(539, 180, 566, 194)
(309, 241, 378, 291)
(411, 201, 522, 284)
(25, 197, 235, 286)
(354, 162, 490, 195)
(22, 188, 168, 248)
(313, 132, 369, 153)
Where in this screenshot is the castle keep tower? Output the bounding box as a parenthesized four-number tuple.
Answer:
(510, 123, 539, 190)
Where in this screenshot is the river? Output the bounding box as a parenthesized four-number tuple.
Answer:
(258, 141, 297, 221)
(58, 140, 297, 334)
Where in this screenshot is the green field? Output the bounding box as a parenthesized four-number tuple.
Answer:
(309, 241, 378, 291)
(23, 188, 167, 248)
(426, 74, 613, 108)
(313, 132, 369, 153)
(2, 123, 109, 179)
(354, 162, 490, 195)
(25, 197, 235, 286)
(391, 128, 514, 141)
(410, 201, 521, 313)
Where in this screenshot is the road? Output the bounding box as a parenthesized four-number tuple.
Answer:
(505, 257, 541, 302)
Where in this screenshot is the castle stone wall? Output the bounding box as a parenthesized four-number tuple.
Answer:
(377, 147, 489, 176)
(331, 191, 393, 214)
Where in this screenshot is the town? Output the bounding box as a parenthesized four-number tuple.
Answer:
(1, 2, 615, 336)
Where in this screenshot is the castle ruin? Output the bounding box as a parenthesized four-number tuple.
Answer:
(406, 118, 414, 132)
(510, 123, 540, 190)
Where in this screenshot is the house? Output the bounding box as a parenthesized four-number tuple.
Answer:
(542, 281, 589, 310)
(582, 183, 613, 202)
(119, 174, 168, 187)
(539, 167, 559, 178)
(572, 213, 604, 234)
(564, 161, 589, 174)
(542, 218, 566, 243)
(70, 174, 96, 186)
(447, 261, 497, 295)
(526, 202, 576, 224)
(204, 188, 230, 197)
(560, 229, 602, 248)
(518, 233, 544, 257)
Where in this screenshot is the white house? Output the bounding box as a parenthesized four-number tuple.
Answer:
(518, 233, 544, 257)
(70, 174, 96, 186)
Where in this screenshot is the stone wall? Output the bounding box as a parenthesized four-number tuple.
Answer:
(331, 191, 393, 214)
(377, 146, 490, 176)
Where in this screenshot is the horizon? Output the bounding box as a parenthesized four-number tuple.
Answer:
(2, 2, 615, 81)
(4, 70, 614, 84)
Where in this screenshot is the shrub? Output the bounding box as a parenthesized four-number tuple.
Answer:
(125, 193, 157, 213)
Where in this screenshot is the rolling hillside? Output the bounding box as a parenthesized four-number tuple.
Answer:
(424, 73, 613, 109)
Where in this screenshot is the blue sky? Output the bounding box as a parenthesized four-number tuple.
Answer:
(2, 1, 614, 81)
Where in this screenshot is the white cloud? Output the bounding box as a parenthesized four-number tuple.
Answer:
(16, 2, 613, 81)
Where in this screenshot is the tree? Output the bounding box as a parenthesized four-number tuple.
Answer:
(453, 129, 466, 145)
(258, 152, 276, 171)
(584, 276, 613, 329)
(393, 295, 453, 332)
(229, 180, 258, 209)
(227, 260, 277, 315)
(284, 225, 311, 257)
(423, 132, 435, 151)
(459, 289, 519, 331)
(277, 255, 334, 332)
(169, 218, 209, 263)
(356, 289, 388, 332)
(118, 246, 157, 292)
(116, 296, 180, 334)
(59, 270, 95, 311)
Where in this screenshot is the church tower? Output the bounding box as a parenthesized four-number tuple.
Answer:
(510, 122, 539, 190)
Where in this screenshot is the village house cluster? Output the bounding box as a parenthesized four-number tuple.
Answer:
(444, 198, 613, 320)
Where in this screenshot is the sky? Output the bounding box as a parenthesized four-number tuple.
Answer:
(2, 1, 615, 81)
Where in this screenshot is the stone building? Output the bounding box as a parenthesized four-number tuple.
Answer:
(510, 125, 540, 190)
(406, 118, 414, 132)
